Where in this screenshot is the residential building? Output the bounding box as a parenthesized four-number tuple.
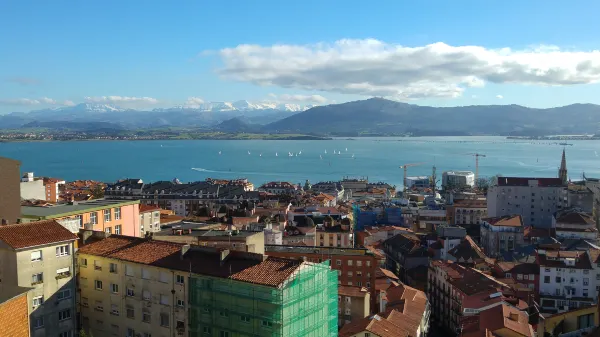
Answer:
(313, 192, 337, 207)
(43, 177, 66, 203)
(554, 209, 598, 241)
(487, 177, 567, 228)
(480, 215, 525, 258)
(442, 171, 475, 189)
(316, 223, 353, 248)
(356, 226, 413, 247)
(446, 236, 489, 269)
(415, 209, 447, 233)
(311, 181, 345, 201)
(257, 181, 301, 195)
(139, 204, 162, 235)
(568, 183, 595, 213)
(405, 176, 431, 190)
(538, 250, 596, 312)
(428, 260, 526, 334)
(281, 225, 315, 246)
(154, 229, 265, 255)
(460, 304, 534, 337)
(20, 199, 141, 236)
(265, 245, 379, 309)
(340, 177, 368, 194)
(538, 305, 599, 337)
(338, 286, 370, 328)
(0, 156, 21, 224)
(447, 199, 487, 226)
(287, 206, 347, 226)
(492, 262, 540, 301)
(584, 175, 600, 225)
(428, 225, 467, 260)
(20, 172, 46, 201)
(0, 220, 78, 337)
(245, 223, 283, 245)
(383, 233, 429, 286)
(339, 284, 430, 337)
(0, 286, 31, 337)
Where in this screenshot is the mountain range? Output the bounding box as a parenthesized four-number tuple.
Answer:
(3, 98, 600, 136)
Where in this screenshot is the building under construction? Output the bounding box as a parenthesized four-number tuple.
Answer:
(353, 203, 404, 231)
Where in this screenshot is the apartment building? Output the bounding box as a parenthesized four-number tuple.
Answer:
(492, 262, 540, 301)
(154, 229, 265, 255)
(538, 249, 597, 312)
(257, 181, 302, 195)
(43, 177, 66, 203)
(487, 177, 567, 227)
(20, 172, 46, 201)
(265, 245, 379, 310)
(446, 199, 487, 226)
(139, 204, 162, 235)
(554, 209, 598, 242)
(316, 224, 353, 248)
(538, 305, 599, 337)
(383, 233, 429, 285)
(480, 215, 525, 258)
(0, 220, 78, 337)
(356, 226, 412, 247)
(460, 304, 534, 337)
(0, 286, 31, 337)
(0, 156, 21, 224)
(338, 286, 370, 328)
(21, 199, 141, 236)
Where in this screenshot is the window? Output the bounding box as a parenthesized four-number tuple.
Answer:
(505, 273, 511, 278)
(111, 283, 119, 294)
(33, 316, 44, 329)
(127, 288, 135, 297)
(160, 313, 169, 327)
(357, 260, 362, 267)
(95, 280, 103, 290)
(241, 315, 251, 323)
(115, 225, 122, 235)
(111, 304, 119, 315)
(365, 333, 371, 337)
(105, 227, 112, 234)
(583, 289, 589, 297)
(32, 296, 44, 307)
(177, 298, 185, 307)
(529, 274, 535, 280)
(159, 272, 169, 283)
(516, 274, 523, 280)
(366, 260, 371, 267)
(109, 263, 118, 273)
(142, 310, 151, 323)
(176, 275, 185, 285)
(57, 288, 71, 300)
(578, 313, 595, 329)
(584, 270, 590, 274)
(544, 276, 550, 283)
(90, 212, 98, 224)
(114, 208, 121, 220)
(125, 265, 134, 276)
(348, 260, 353, 266)
(127, 306, 134, 319)
(56, 245, 70, 257)
(126, 328, 135, 337)
(143, 333, 152, 337)
(143, 290, 151, 300)
(203, 327, 212, 334)
(348, 271, 353, 277)
(220, 332, 230, 337)
(58, 309, 72, 321)
(220, 311, 229, 317)
(94, 260, 102, 270)
(31, 250, 42, 262)
(58, 332, 73, 337)
(555, 277, 561, 283)
(81, 258, 87, 267)
(160, 294, 169, 305)
(336, 260, 341, 266)
(545, 268, 551, 272)
(347, 281, 352, 286)
(584, 278, 589, 286)
(57, 267, 70, 278)
(142, 268, 150, 279)
(262, 320, 273, 328)
(32, 272, 43, 285)
(104, 209, 112, 222)
(95, 300, 104, 311)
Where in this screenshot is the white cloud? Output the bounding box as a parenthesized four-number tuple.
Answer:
(185, 97, 205, 106)
(496, 95, 504, 99)
(471, 95, 478, 99)
(216, 39, 600, 100)
(84, 96, 159, 105)
(0, 97, 73, 106)
(272, 93, 327, 104)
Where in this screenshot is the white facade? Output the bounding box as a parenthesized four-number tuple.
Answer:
(21, 179, 46, 201)
(140, 210, 161, 235)
(442, 171, 475, 189)
(488, 179, 567, 228)
(405, 176, 430, 189)
(264, 228, 283, 245)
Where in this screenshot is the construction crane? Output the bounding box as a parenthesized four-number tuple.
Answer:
(465, 153, 486, 182)
(399, 162, 425, 195)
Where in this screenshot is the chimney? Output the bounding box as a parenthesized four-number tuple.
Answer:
(1, 219, 8, 226)
(220, 249, 230, 266)
(180, 244, 190, 260)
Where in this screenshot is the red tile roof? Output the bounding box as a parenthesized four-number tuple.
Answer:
(338, 285, 369, 298)
(0, 220, 78, 249)
(339, 310, 412, 337)
(477, 304, 533, 337)
(229, 256, 301, 287)
(139, 204, 161, 213)
(484, 215, 523, 227)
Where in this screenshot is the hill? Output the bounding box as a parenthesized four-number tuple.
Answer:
(263, 98, 600, 136)
(214, 117, 261, 133)
(22, 121, 125, 132)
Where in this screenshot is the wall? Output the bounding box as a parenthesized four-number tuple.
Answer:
(538, 306, 599, 337)
(539, 265, 597, 310)
(0, 157, 21, 224)
(20, 180, 46, 201)
(140, 210, 161, 235)
(53, 203, 140, 237)
(339, 293, 370, 327)
(0, 292, 30, 337)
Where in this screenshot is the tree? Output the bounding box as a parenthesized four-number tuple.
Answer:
(90, 185, 104, 199)
(80, 329, 93, 337)
(475, 177, 490, 192)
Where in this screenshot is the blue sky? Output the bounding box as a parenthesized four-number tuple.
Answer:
(1, 0, 600, 113)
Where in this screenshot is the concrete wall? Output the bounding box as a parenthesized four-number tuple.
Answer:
(20, 180, 45, 201)
(0, 157, 21, 224)
(140, 210, 161, 235)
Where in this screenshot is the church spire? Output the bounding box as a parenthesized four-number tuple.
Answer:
(559, 148, 568, 185)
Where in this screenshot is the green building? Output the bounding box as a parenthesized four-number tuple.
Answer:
(188, 258, 338, 337)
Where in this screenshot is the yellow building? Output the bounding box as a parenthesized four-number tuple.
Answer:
(77, 233, 189, 337)
(538, 305, 599, 337)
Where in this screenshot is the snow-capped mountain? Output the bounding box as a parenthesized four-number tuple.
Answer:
(153, 100, 313, 113)
(43, 103, 126, 113)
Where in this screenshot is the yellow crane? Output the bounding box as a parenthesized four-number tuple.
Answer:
(399, 162, 425, 195)
(465, 153, 486, 182)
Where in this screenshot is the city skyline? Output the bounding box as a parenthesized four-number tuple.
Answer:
(2, 0, 600, 114)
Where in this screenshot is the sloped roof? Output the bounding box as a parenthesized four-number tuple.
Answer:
(484, 215, 523, 227)
(0, 220, 77, 249)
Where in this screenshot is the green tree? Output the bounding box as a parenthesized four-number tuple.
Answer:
(90, 185, 104, 199)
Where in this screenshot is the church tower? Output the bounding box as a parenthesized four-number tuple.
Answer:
(559, 148, 568, 185)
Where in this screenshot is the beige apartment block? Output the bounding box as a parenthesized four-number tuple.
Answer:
(0, 220, 78, 337)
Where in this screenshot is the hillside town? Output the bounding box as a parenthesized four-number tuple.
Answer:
(1, 149, 600, 337)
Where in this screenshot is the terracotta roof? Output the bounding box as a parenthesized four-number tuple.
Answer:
(477, 304, 533, 337)
(555, 211, 595, 225)
(339, 310, 412, 337)
(453, 199, 487, 208)
(538, 250, 592, 270)
(338, 285, 369, 298)
(484, 215, 523, 227)
(524, 226, 551, 239)
(377, 268, 399, 280)
(79, 235, 303, 287)
(0, 220, 77, 249)
(139, 204, 161, 213)
(448, 236, 488, 262)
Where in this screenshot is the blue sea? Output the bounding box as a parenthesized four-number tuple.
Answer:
(1, 137, 599, 186)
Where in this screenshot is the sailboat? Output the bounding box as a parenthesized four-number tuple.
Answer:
(275, 152, 278, 157)
(259, 153, 262, 157)
(337, 151, 341, 155)
(247, 151, 251, 155)
(320, 155, 323, 159)
(325, 149, 327, 154)
(218, 151, 222, 155)
(299, 151, 302, 155)
(352, 154, 355, 158)
(345, 148, 348, 152)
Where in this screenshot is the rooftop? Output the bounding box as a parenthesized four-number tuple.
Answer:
(78, 235, 302, 287)
(0, 286, 31, 305)
(496, 177, 564, 187)
(21, 199, 140, 218)
(338, 285, 370, 298)
(555, 210, 595, 225)
(265, 244, 373, 257)
(339, 310, 412, 337)
(484, 215, 523, 227)
(139, 204, 161, 213)
(0, 220, 78, 250)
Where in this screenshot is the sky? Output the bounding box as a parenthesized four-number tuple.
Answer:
(1, 0, 600, 114)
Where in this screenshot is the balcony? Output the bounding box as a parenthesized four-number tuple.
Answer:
(558, 326, 596, 337)
(94, 266, 102, 271)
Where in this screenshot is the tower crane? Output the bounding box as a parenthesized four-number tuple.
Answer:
(399, 162, 425, 195)
(465, 153, 486, 182)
